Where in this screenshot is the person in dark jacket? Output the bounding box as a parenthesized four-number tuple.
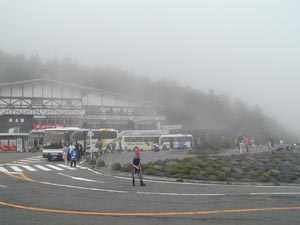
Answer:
(132, 149, 145, 186)
(70, 147, 79, 167)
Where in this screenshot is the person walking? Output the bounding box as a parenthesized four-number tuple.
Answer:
(243, 136, 250, 152)
(237, 135, 243, 152)
(67, 143, 74, 165)
(70, 146, 79, 167)
(132, 149, 145, 186)
(96, 139, 103, 156)
(63, 144, 68, 165)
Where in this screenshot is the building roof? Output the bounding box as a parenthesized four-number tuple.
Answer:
(0, 78, 164, 108)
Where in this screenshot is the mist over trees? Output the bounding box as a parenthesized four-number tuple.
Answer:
(0, 51, 296, 144)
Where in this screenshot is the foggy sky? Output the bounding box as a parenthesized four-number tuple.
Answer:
(1, 0, 300, 135)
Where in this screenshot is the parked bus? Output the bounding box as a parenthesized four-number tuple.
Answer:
(118, 130, 169, 151)
(43, 127, 81, 160)
(28, 129, 45, 151)
(74, 128, 119, 153)
(159, 134, 194, 150)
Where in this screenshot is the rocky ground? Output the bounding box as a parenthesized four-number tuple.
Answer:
(86, 146, 300, 185)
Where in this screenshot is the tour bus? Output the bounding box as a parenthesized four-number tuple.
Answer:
(159, 134, 194, 150)
(43, 127, 81, 160)
(74, 128, 119, 154)
(118, 130, 169, 151)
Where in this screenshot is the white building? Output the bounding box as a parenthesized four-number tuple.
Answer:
(0, 78, 166, 133)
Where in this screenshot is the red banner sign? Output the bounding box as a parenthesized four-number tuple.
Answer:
(33, 124, 66, 130)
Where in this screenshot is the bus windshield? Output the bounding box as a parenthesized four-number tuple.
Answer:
(43, 130, 67, 149)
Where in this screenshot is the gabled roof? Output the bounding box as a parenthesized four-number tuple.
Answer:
(0, 78, 164, 107)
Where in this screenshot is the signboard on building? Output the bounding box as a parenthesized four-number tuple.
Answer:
(33, 124, 66, 130)
(162, 124, 182, 130)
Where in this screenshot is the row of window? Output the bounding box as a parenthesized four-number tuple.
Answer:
(33, 119, 157, 131)
(124, 137, 159, 143)
(84, 106, 156, 116)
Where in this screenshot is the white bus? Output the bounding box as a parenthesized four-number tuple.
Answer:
(118, 130, 169, 151)
(159, 134, 194, 150)
(77, 128, 119, 153)
(43, 127, 81, 160)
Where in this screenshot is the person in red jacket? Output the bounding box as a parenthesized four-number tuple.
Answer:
(243, 136, 250, 152)
(132, 149, 145, 186)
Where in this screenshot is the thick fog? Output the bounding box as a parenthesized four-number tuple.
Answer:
(1, 0, 300, 134)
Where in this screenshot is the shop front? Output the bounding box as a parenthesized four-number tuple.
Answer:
(0, 133, 29, 152)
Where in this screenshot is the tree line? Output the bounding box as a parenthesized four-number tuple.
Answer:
(0, 51, 296, 144)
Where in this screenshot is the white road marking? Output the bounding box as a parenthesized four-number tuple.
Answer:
(34, 165, 51, 171)
(19, 160, 34, 163)
(0, 167, 9, 172)
(58, 173, 105, 183)
(0, 184, 7, 188)
(86, 168, 103, 175)
(137, 192, 225, 196)
(114, 175, 300, 189)
(250, 192, 300, 195)
(40, 182, 126, 193)
(46, 165, 64, 171)
(10, 166, 23, 172)
(57, 164, 77, 170)
(75, 165, 88, 169)
(20, 165, 37, 171)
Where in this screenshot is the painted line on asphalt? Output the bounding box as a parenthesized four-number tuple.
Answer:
(250, 192, 300, 195)
(2, 171, 125, 193)
(3, 172, 38, 182)
(0, 184, 7, 188)
(138, 191, 225, 196)
(58, 173, 105, 183)
(3, 171, 300, 197)
(114, 175, 300, 189)
(137, 191, 300, 197)
(0, 201, 300, 217)
(86, 168, 103, 175)
(40, 181, 127, 193)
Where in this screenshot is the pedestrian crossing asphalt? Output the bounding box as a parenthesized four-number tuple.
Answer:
(0, 156, 87, 173)
(0, 163, 87, 173)
(12, 155, 45, 164)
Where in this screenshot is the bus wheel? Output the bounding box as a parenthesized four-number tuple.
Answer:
(133, 146, 139, 151)
(106, 146, 111, 153)
(47, 157, 51, 161)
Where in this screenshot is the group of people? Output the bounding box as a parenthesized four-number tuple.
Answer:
(95, 139, 117, 155)
(63, 142, 84, 167)
(62, 141, 145, 186)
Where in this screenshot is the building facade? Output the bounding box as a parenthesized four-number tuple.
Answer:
(0, 78, 166, 133)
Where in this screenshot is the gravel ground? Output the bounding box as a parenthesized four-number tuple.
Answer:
(98, 150, 193, 169)
(98, 145, 271, 169)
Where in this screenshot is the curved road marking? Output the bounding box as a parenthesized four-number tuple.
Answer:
(40, 181, 127, 193)
(0, 201, 300, 217)
(3, 172, 38, 182)
(2, 172, 300, 216)
(3, 171, 300, 196)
